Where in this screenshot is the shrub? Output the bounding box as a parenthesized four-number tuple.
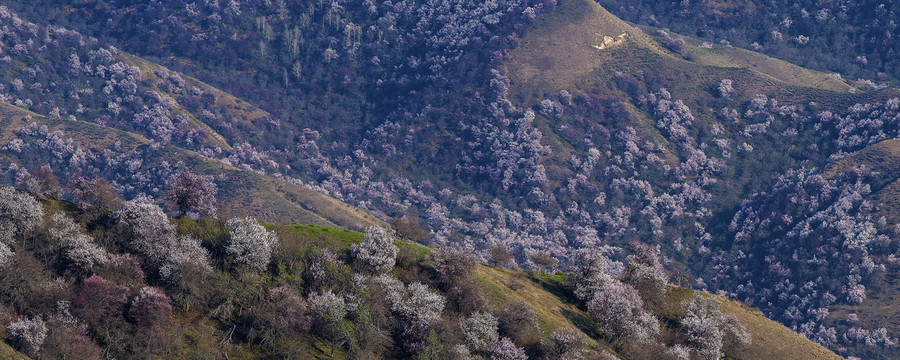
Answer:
(498, 301, 539, 345)
(165, 170, 217, 218)
(73, 275, 129, 328)
(573, 249, 613, 304)
(434, 248, 478, 287)
(491, 337, 527, 360)
(49, 213, 109, 272)
(722, 314, 752, 351)
(159, 235, 213, 284)
(433, 248, 485, 313)
(541, 327, 588, 360)
(717, 79, 734, 99)
(531, 251, 557, 273)
(623, 243, 668, 310)
(114, 197, 178, 264)
(304, 247, 352, 292)
(668, 38, 686, 54)
(680, 294, 752, 360)
(489, 245, 513, 267)
(352, 226, 398, 274)
(128, 286, 175, 356)
(462, 311, 499, 353)
(376, 275, 447, 331)
(40, 303, 102, 360)
(0, 186, 43, 256)
(393, 216, 429, 242)
(226, 217, 279, 272)
(70, 177, 122, 210)
(587, 281, 658, 344)
(129, 286, 173, 329)
(446, 276, 487, 314)
(0, 252, 53, 313)
(249, 285, 311, 347)
(98, 254, 147, 291)
(7, 315, 47, 357)
(308, 290, 354, 352)
(27, 165, 61, 197)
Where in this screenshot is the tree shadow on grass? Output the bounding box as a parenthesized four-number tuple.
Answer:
(531, 272, 579, 304)
(561, 308, 604, 340)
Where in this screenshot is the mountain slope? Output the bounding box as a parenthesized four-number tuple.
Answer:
(506, 0, 855, 106)
(504, 0, 670, 96)
(826, 139, 900, 224)
(0, 102, 384, 229)
(0, 191, 840, 359)
(501, 0, 900, 357)
(674, 33, 851, 93)
(820, 139, 900, 357)
(0, 0, 898, 357)
(718, 298, 841, 360)
(595, 0, 900, 85)
(476, 267, 841, 360)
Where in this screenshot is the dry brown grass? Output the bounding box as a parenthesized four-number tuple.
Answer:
(506, 0, 669, 104)
(475, 265, 841, 358)
(719, 299, 843, 360)
(506, 0, 868, 111)
(676, 35, 852, 92)
(475, 266, 605, 347)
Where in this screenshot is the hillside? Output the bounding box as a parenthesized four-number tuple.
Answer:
(476, 267, 840, 360)
(504, 0, 900, 357)
(825, 139, 900, 222)
(0, 103, 383, 230)
(0, 0, 899, 358)
(595, 0, 900, 86)
(717, 297, 841, 360)
(0, 191, 838, 360)
(507, 0, 859, 103)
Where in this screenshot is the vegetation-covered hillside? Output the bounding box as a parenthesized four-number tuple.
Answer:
(596, 0, 900, 86)
(0, 0, 898, 357)
(0, 102, 382, 229)
(0, 187, 837, 360)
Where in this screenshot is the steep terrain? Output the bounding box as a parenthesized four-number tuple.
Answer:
(0, 193, 838, 359)
(0, 103, 383, 229)
(0, 0, 899, 357)
(505, 0, 900, 357)
(826, 139, 900, 223)
(596, 0, 900, 86)
(476, 267, 841, 360)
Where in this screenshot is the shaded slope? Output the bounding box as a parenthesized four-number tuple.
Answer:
(826, 139, 900, 225)
(822, 139, 900, 357)
(675, 34, 851, 92)
(503, 1, 900, 356)
(0, 102, 384, 229)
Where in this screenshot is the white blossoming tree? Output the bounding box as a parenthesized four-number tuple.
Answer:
(226, 216, 279, 272)
(352, 226, 398, 274)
